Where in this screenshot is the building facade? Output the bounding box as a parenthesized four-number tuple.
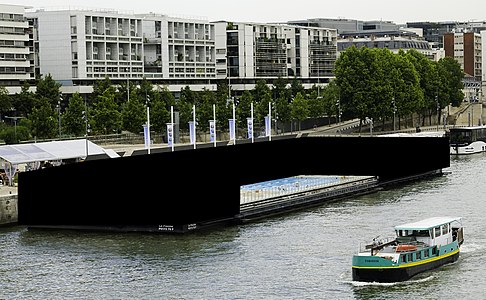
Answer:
(0, 4, 34, 87)
(27, 8, 217, 89)
(213, 21, 337, 90)
(444, 31, 482, 81)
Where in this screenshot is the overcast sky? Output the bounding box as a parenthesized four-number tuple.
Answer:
(8, 0, 486, 24)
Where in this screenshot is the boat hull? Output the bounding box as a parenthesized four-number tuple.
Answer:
(450, 141, 486, 155)
(352, 251, 459, 282)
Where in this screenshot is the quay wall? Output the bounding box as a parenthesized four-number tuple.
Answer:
(0, 194, 18, 226)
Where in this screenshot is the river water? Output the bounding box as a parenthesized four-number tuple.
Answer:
(1, 154, 485, 299)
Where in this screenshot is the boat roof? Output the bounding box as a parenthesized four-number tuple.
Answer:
(449, 125, 486, 131)
(394, 217, 462, 230)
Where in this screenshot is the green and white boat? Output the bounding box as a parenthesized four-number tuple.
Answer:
(352, 217, 464, 282)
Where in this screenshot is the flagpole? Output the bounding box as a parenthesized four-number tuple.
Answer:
(193, 104, 196, 149)
(268, 102, 272, 141)
(147, 106, 151, 154)
(233, 101, 236, 145)
(213, 104, 216, 147)
(171, 105, 174, 152)
(251, 102, 254, 143)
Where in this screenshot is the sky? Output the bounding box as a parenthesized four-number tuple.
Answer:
(6, 0, 486, 25)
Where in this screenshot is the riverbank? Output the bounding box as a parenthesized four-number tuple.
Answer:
(0, 185, 18, 226)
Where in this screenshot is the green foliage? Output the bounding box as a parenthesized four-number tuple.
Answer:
(92, 90, 122, 134)
(121, 95, 144, 134)
(35, 73, 62, 108)
(289, 92, 309, 131)
(63, 92, 87, 137)
(29, 97, 57, 139)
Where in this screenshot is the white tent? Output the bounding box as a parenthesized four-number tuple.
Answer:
(0, 139, 119, 185)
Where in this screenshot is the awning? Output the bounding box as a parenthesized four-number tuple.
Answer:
(0, 139, 119, 165)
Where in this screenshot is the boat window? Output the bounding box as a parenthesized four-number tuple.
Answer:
(424, 248, 429, 258)
(435, 227, 441, 237)
(432, 246, 437, 255)
(416, 230, 429, 237)
(416, 251, 421, 260)
(408, 253, 413, 262)
(443, 224, 449, 235)
(401, 254, 407, 263)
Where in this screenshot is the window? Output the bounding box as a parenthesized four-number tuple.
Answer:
(442, 224, 449, 235)
(435, 227, 441, 237)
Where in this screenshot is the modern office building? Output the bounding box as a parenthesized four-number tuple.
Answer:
(0, 4, 35, 87)
(213, 21, 337, 89)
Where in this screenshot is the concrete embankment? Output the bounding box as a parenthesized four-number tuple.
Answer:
(0, 185, 18, 226)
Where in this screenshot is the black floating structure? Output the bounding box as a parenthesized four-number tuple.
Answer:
(18, 135, 450, 233)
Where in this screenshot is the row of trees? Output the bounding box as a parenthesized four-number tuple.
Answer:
(0, 47, 464, 144)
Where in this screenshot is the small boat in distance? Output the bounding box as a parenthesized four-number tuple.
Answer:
(352, 217, 464, 282)
(449, 125, 486, 155)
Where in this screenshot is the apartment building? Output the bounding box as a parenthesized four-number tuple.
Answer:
(0, 4, 34, 86)
(26, 7, 216, 90)
(444, 31, 482, 81)
(213, 21, 337, 89)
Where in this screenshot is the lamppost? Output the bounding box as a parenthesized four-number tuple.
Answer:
(435, 95, 439, 131)
(5, 116, 24, 143)
(336, 98, 342, 124)
(57, 97, 62, 139)
(82, 97, 89, 159)
(392, 97, 397, 132)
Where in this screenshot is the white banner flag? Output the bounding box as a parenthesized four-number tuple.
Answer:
(167, 123, 174, 147)
(189, 121, 195, 145)
(229, 119, 235, 141)
(264, 115, 271, 137)
(143, 124, 150, 149)
(209, 120, 215, 142)
(247, 118, 253, 139)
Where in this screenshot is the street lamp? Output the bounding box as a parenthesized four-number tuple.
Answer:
(336, 98, 342, 124)
(5, 116, 24, 143)
(57, 97, 62, 139)
(435, 95, 439, 131)
(392, 97, 397, 132)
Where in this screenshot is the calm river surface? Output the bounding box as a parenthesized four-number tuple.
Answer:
(1, 154, 485, 299)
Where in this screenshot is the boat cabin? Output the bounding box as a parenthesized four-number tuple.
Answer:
(394, 217, 463, 247)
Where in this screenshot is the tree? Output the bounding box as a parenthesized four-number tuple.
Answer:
(289, 92, 309, 131)
(236, 90, 253, 129)
(0, 86, 12, 120)
(29, 97, 57, 139)
(321, 79, 340, 125)
(92, 89, 122, 134)
(63, 92, 87, 137)
(405, 49, 439, 126)
(13, 82, 36, 118)
(437, 56, 464, 108)
(36, 74, 62, 108)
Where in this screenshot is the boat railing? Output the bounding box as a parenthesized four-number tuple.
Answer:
(361, 237, 395, 252)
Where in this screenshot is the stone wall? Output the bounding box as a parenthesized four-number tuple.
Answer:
(0, 195, 18, 225)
